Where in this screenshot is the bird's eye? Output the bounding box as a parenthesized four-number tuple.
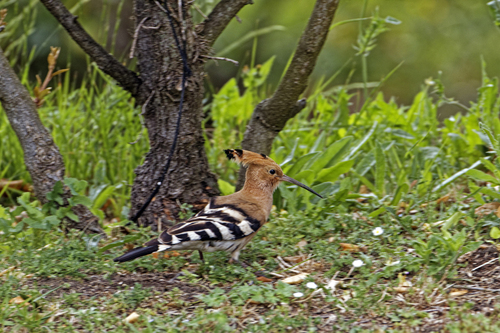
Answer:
(269, 169, 276, 175)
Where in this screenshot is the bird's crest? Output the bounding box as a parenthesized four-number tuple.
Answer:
(224, 149, 275, 167)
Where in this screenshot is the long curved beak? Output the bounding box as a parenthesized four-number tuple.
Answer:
(280, 175, 323, 198)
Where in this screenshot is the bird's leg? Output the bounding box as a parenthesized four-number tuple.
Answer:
(198, 250, 204, 262)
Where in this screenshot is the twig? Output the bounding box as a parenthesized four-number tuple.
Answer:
(142, 24, 161, 30)
(200, 0, 253, 46)
(376, 287, 388, 304)
(268, 272, 285, 278)
(130, 17, 148, 59)
(200, 55, 239, 66)
(140, 90, 155, 116)
(451, 285, 500, 292)
(39, 0, 141, 96)
(178, 0, 186, 42)
(193, 4, 208, 19)
(472, 257, 498, 271)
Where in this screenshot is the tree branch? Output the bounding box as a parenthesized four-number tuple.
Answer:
(200, 0, 253, 46)
(39, 0, 142, 96)
(237, 0, 340, 189)
(0, 47, 103, 234)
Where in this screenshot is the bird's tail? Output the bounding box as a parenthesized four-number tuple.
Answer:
(113, 242, 159, 262)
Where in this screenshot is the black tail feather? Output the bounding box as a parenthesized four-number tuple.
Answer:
(113, 244, 159, 262)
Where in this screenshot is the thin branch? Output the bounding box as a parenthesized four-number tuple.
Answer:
(262, 0, 340, 128)
(130, 17, 148, 59)
(246, 0, 339, 134)
(200, 0, 253, 46)
(451, 285, 500, 293)
(200, 55, 239, 66)
(39, 0, 141, 96)
(193, 4, 208, 20)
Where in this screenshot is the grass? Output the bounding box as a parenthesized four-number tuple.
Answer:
(1, 194, 500, 331)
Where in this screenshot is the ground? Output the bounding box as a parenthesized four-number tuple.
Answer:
(3, 241, 498, 332)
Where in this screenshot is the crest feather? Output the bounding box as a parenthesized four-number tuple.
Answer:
(224, 149, 276, 167)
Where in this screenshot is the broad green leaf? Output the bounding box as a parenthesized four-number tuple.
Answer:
(433, 158, 488, 192)
(466, 169, 500, 185)
(309, 131, 326, 153)
(17, 193, 44, 220)
(286, 152, 319, 178)
(65, 211, 80, 222)
(420, 147, 440, 160)
(69, 195, 93, 207)
(10, 221, 24, 233)
(23, 217, 47, 230)
(64, 178, 88, 195)
(369, 207, 386, 218)
(490, 227, 500, 239)
(293, 170, 314, 184)
(316, 160, 354, 183)
(280, 137, 299, 167)
(218, 179, 235, 196)
(480, 158, 500, 179)
(355, 152, 375, 176)
(441, 212, 463, 233)
(92, 185, 116, 210)
(386, 128, 415, 140)
(353, 171, 377, 194)
(43, 216, 60, 226)
(308, 136, 353, 172)
(0, 205, 7, 219)
(310, 182, 335, 199)
(46, 181, 64, 205)
(468, 181, 486, 204)
(346, 121, 377, 160)
(390, 183, 409, 206)
(481, 187, 500, 200)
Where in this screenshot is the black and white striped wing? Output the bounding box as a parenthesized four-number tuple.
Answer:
(156, 200, 261, 246)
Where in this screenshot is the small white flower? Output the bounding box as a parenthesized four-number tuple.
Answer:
(352, 259, 364, 268)
(385, 260, 400, 267)
(306, 282, 318, 289)
(293, 292, 304, 298)
(372, 227, 384, 236)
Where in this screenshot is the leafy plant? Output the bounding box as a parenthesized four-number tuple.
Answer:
(0, 178, 94, 248)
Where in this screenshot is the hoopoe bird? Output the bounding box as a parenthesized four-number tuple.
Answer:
(114, 149, 323, 265)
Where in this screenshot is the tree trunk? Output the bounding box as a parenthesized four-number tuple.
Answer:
(129, 0, 219, 229)
(0, 47, 102, 234)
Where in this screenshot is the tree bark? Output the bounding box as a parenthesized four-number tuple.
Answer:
(237, 0, 340, 189)
(0, 47, 102, 234)
(128, 0, 220, 229)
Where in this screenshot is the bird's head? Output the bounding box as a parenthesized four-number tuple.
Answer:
(224, 149, 323, 198)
